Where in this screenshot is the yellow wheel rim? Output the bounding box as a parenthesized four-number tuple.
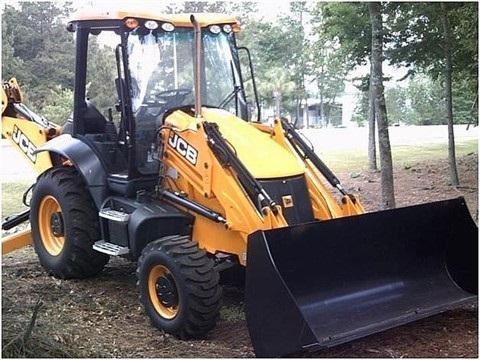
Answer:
(148, 265, 179, 319)
(38, 195, 65, 256)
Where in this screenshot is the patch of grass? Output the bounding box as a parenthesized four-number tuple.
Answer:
(319, 139, 477, 173)
(1, 182, 32, 218)
(391, 140, 478, 164)
(220, 304, 245, 324)
(318, 149, 368, 173)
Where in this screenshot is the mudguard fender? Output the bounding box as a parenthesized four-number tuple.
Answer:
(34, 134, 108, 208)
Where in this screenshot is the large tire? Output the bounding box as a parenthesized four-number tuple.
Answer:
(137, 235, 222, 339)
(30, 166, 109, 279)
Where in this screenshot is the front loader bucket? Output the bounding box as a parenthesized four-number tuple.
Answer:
(245, 197, 477, 357)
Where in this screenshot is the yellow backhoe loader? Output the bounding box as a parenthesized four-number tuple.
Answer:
(2, 9, 477, 357)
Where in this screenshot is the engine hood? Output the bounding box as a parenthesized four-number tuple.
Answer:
(201, 108, 304, 179)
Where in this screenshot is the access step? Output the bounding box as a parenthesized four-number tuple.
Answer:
(93, 240, 129, 256)
(98, 208, 130, 223)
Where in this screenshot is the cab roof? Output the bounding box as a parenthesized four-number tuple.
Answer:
(69, 8, 238, 27)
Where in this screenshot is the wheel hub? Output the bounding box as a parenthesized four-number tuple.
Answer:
(156, 274, 178, 308)
(50, 212, 64, 237)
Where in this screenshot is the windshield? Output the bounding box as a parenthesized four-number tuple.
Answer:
(127, 27, 243, 117)
(125, 26, 245, 175)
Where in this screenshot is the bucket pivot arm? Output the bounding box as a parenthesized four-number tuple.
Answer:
(281, 118, 353, 200)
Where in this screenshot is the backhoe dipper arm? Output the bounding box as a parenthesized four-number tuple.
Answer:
(2, 78, 60, 174)
(3, 78, 56, 131)
(1, 78, 60, 246)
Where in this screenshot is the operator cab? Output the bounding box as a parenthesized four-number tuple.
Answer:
(66, 10, 253, 196)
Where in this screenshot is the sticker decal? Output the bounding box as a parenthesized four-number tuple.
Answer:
(282, 195, 294, 208)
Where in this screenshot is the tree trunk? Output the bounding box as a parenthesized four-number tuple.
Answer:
(319, 66, 325, 126)
(368, 2, 395, 209)
(295, 98, 301, 127)
(304, 96, 309, 128)
(440, 2, 460, 186)
(368, 60, 377, 171)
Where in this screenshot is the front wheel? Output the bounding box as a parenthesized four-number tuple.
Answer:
(137, 235, 222, 339)
(30, 166, 109, 279)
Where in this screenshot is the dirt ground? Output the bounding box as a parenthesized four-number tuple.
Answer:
(2, 153, 478, 358)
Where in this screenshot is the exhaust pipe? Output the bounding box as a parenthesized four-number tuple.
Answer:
(190, 15, 203, 118)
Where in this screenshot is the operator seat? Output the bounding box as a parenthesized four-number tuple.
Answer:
(83, 99, 107, 134)
(60, 99, 107, 135)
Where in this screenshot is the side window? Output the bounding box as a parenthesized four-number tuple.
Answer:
(83, 31, 129, 175)
(85, 31, 120, 124)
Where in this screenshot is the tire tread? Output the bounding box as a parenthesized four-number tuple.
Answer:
(137, 235, 222, 339)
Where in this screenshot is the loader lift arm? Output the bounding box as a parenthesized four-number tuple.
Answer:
(281, 117, 351, 199)
(203, 121, 278, 215)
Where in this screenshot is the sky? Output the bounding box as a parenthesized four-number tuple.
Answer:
(2, 0, 292, 21)
(75, 0, 292, 19)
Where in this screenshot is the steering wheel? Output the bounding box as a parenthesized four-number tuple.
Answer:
(137, 88, 193, 122)
(154, 88, 192, 103)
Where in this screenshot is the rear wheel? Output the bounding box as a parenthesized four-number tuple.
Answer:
(30, 166, 109, 279)
(137, 235, 222, 339)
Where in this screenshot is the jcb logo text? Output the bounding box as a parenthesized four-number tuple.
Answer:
(12, 125, 37, 163)
(168, 133, 198, 165)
